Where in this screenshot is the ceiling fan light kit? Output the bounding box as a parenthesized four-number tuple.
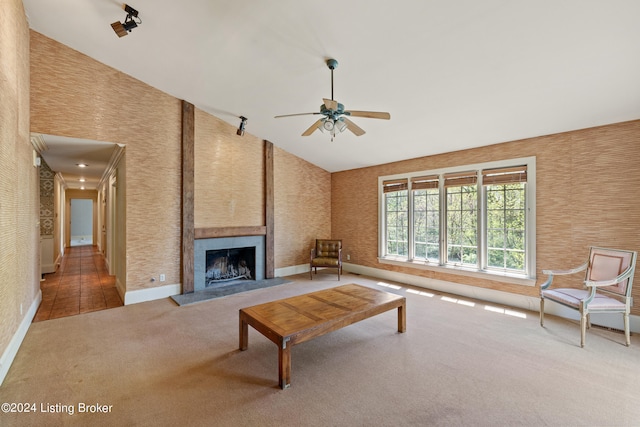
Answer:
(275, 58, 390, 141)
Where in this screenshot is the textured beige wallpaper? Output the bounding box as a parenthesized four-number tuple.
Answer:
(30, 31, 182, 291)
(274, 147, 331, 268)
(29, 31, 332, 292)
(194, 109, 264, 228)
(332, 120, 640, 314)
(0, 0, 40, 358)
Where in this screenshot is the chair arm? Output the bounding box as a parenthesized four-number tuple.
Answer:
(540, 262, 588, 291)
(542, 263, 588, 276)
(585, 264, 635, 288)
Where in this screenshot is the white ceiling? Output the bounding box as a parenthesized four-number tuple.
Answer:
(24, 0, 640, 175)
(35, 134, 119, 190)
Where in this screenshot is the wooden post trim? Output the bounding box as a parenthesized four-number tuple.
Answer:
(182, 100, 195, 293)
(265, 140, 275, 279)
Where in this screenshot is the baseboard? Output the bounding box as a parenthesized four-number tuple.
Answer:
(343, 262, 540, 310)
(342, 262, 640, 333)
(54, 253, 62, 272)
(115, 276, 125, 302)
(0, 290, 42, 386)
(41, 262, 56, 274)
(275, 264, 309, 278)
(123, 283, 181, 305)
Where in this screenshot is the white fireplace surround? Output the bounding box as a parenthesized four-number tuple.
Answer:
(194, 236, 266, 292)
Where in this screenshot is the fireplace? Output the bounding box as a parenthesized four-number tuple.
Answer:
(205, 247, 255, 287)
(194, 235, 265, 292)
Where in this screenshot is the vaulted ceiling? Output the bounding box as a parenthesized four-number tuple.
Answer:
(24, 0, 640, 179)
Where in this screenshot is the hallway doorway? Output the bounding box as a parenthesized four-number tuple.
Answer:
(70, 198, 93, 246)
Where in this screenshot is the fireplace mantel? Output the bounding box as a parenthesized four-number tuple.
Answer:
(195, 226, 266, 240)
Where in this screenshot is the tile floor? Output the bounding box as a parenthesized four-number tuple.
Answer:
(33, 245, 123, 322)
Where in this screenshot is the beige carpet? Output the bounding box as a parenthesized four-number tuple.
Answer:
(1, 272, 640, 426)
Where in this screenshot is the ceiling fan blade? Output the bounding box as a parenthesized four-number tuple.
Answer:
(343, 118, 366, 136)
(302, 119, 323, 136)
(323, 98, 338, 111)
(345, 110, 391, 120)
(275, 112, 321, 118)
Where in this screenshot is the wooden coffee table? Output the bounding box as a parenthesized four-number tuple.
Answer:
(239, 283, 406, 389)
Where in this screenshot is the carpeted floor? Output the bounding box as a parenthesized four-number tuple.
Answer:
(1, 271, 640, 426)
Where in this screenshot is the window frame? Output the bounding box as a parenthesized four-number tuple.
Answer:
(378, 157, 536, 286)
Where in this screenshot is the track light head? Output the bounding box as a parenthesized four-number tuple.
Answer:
(111, 4, 142, 38)
(237, 116, 248, 136)
(123, 4, 139, 18)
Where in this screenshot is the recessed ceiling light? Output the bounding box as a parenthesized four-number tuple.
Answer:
(76, 163, 88, 168)
(80, 186, 85, 190)
(79, 178, 86, 182)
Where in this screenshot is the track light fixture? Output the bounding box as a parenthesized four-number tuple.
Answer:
(111, 4, 142, 38)
(236, 116, 248, 136)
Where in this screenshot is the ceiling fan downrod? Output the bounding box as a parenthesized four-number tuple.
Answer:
(327, 59, 338, 101)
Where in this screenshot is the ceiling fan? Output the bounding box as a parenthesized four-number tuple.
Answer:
(275, 59, 390, 141)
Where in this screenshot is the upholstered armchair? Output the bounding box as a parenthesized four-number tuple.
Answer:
(540, 247, 637, 347)
(310, 239, 342, 280)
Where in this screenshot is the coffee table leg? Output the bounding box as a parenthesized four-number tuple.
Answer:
(278, 339, 291, 389)
(239, 315, 248, 351)
(398, 302, 406, 333)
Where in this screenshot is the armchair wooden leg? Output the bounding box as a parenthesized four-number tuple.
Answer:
(580, 312, 587, 348)
(540, 299, 544, 326)
(624, 313, 631, 346)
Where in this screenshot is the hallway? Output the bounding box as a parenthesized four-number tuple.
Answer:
(34, 245, 123, 322)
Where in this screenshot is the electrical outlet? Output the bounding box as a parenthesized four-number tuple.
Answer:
(160, 274, 166, 282)
(347, 254, 351, 261)
(20, 303, 23, 315)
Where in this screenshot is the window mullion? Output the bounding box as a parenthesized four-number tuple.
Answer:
(478, 173, 486, 271)
(408, 187, 414, 261)
(439, 178, 446, 265)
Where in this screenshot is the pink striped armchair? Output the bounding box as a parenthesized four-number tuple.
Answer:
(540, 247, 637, 347)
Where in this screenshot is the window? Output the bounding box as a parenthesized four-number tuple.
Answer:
(412, 176, 439, 261)
(383, 179, 408, 257)
(379, 158, 535, 282)
(484, 166, 527, 272)
(445, 171, 478, 267)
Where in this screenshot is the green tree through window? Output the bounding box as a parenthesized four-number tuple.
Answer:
(446, 185, 477, 266)
(385, 190, 408, 256)
(413, 188, 439, 261)
(379, 160, 533, 279)
(486, 183, 525, 271)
